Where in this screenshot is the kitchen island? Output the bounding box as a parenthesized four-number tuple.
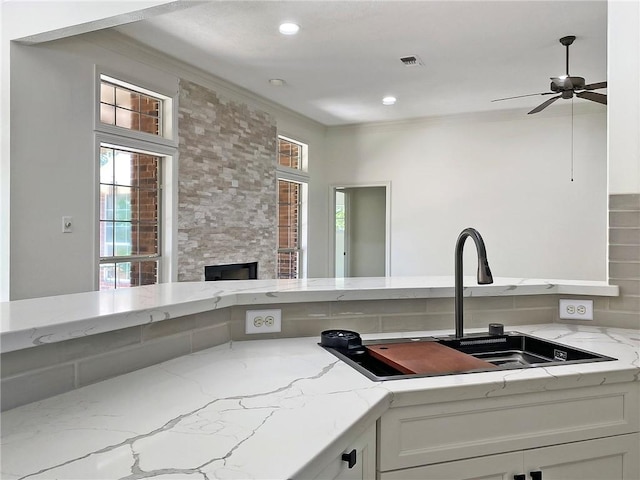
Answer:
(1, 323, 638, 480)
(0, 276, 618, 353)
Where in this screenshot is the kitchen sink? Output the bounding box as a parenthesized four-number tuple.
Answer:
(320, 330, 616, 381)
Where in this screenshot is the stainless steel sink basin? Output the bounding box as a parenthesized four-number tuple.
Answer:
(321, 331, 616, 381)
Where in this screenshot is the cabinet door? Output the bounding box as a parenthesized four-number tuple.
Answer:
(524, 433, 640, 480)
(378, 452, 522, 480)
(313, 423, 376, 480)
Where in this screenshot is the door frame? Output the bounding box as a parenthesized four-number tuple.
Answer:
(329, 182, 391, 277)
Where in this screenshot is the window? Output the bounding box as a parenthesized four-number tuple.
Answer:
(100, 79, 161, 136)
(99, 146, 160, 289)
(277, 179, 301, 279)
(277, 137, 308, 279)
(96, 74, 174, 290)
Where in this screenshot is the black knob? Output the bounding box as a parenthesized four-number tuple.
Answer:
(489, 323, 504, 335)
(341, 449, 357, 469)
(530, 471, 543, 480)
(514, 475, 526, 480)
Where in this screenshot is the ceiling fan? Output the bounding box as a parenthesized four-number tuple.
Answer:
(492, 35, 607, 114)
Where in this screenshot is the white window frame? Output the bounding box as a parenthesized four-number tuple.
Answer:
(277, 135, 309, 279)
(94, 69, 178, 289)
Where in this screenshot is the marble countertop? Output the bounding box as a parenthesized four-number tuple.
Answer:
(1, 324, 638, 480)
(0, 277, 618, 352)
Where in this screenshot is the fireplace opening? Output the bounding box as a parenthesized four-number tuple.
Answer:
(205, 262, 258, 281)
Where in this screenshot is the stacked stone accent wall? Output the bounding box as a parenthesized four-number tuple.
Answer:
(177, 79, 277, 281)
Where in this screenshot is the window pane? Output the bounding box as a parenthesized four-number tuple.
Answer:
(100, 147, 114, 183)
(100, 83, 115, 104)
(100, 185, 114, 221)
(277, 251, 299, 279)
(139, 95, 160, 117)
(99, 263, 116, 290)
(116, 262, 132, 288)
(135, 154, 158, 185)
(114, 186, 132, 221)
(130, 261, 158, 287)
(134, 224, 158, 255)
(100, 221, 114, 256)
(278, 180, 300, 250)
(137, 189, 157, 222)
(114, 150, 134, 186)
(139, 113, 159, 135)
(114, 222, 132, 256)
(100, 104, 115, 125)
(278, 138, 301, 169)
(116, 108, 140, 131)
(115, 87, 140, 110)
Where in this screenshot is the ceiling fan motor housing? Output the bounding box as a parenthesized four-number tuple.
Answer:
(550, 76, 586, 92)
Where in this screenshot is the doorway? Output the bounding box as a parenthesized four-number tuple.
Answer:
(332, 184, 390, 278)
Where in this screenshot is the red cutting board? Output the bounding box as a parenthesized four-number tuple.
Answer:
(367, 341, 496, 375)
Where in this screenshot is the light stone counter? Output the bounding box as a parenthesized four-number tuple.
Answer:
(1, 324, 638, 480)
(0, 277, 618, 352)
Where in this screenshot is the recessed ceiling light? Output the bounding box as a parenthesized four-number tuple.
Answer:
(269, 78, 286, 86)
(382, 96, 397, 106)
(279, 22, 300, 35)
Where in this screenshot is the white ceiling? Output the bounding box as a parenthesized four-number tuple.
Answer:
(115, 0, 607, 126)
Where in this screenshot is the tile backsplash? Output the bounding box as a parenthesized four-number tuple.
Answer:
(604, 194, 640, 329)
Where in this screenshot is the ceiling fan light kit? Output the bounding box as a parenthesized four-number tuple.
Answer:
(492, 35, 607, 114)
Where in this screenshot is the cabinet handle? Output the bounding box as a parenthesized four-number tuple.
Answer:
(530, 471, 543, 480)
(341, 449, 357, 469)
(514, 475, 526, 480)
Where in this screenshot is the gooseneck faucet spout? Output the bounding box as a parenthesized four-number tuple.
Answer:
(455, 227, 493, 339)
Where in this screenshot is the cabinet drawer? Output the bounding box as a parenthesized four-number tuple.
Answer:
(379, 382, 639, 471)
(379, 433, 640, 480)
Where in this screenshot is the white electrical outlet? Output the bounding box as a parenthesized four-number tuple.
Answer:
(559, 299, 593, 320)
(245, 309, 281, 334)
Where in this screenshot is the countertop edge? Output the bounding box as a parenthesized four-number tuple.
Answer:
(1, 277, 619, 353)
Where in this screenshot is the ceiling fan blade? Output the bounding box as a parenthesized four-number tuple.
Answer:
(583, 81, 607, 90)
(528, 95, 562, 114)
(491, 92, 555, 102)
(576, 91, 607, 105)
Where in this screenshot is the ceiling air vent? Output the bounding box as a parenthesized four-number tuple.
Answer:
(400, 55, 423, 66)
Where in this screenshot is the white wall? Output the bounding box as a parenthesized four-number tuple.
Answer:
(608, 0, 640, 195)
(322, 107, 608, 280)
(346, 186, 386, 277)
(1, 1, 191, 301)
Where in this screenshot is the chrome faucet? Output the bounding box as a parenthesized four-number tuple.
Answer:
(455, 227, 493, 339)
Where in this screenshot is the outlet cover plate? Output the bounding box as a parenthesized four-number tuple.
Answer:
(559, 299, 593, 320)
(245, 309, 282, 334)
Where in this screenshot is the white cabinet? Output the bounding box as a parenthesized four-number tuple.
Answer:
(525, 433, 639, 480)
(378, 382, 639, 480)
(380, 434, 639, 480)
(298, 422, 376, 480)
